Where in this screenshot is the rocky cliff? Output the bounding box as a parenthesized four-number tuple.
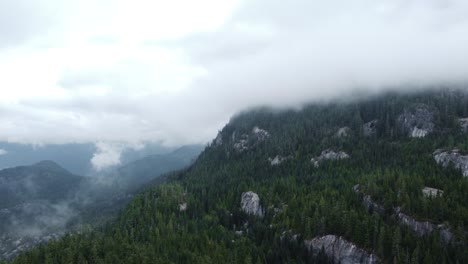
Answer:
(433, 149, 468, 177)
(241, 191, 263, 217)
(311, 150, 350, 167)
(305, 235, 378, 264)
(397, 104, 435, 138)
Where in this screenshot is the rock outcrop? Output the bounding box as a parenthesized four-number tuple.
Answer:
(353, 185, 453, 243)
(241, 191, 263, 217)
(213, 133, 223, 146)
(305, 235, 378, 264)
(233, 126, 270, 152)
(179, 203, 187, 212)
(336, 127, 351, 138)
(252, 126, 270, 141)
(352, 185, 385, 214)
(268, 155, 291, 166)
(433, 149, 468, 177)
(363, 120, 378, 137)
(397, 105, 434, 138)
(393, 207, 452, 243)
(311, 150, 350, 167)
(394, 207, 434, 236)
(1, 233, 62, 260)
(422, 187, 443, 198)
(459, 118, 468, 132)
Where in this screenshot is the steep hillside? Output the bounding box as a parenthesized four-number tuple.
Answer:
(0, 146, 202, 260)
(0, 161, 86, 259)
(109, 145, 203, 191)
(0, 160, 84, 210)
(9, 89, 468, 264)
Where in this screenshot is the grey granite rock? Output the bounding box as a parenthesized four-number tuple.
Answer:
(305, 235, 378, 264)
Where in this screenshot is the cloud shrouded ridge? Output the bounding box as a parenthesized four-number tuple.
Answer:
(0, 0, 467, 146)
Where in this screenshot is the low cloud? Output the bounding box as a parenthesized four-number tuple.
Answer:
(0, 149, 7, 156)
(90, 142, 123, 171)
(0, 0, 467, 146)
(90, 142, 146, 171)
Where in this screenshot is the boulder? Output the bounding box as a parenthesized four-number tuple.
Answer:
(241, 191, 263, 217)
(179, 203, 187, 212)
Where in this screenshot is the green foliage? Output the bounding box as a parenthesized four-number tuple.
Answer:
(10, 89, 468, 263)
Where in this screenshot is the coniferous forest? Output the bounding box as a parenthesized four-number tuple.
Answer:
(6, 89, 468, 264)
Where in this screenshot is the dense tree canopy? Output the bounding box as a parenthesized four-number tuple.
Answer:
(7, 89, 468, 264)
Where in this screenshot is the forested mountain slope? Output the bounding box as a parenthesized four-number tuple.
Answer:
(8, 89, 468, 264)
(0, 146, 202, 261)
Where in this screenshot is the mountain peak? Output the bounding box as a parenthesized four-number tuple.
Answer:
(33, 160, 67, 172)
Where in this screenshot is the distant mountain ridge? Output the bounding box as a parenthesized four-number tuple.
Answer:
(0, 142, 177, 175)
(0, 145, 203, 260)
(0, 160, 84, 209)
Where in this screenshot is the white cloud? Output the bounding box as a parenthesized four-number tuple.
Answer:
(90, 142, 123, 171)
(0, 0, 467, 146)
(0, 149, 7, 155)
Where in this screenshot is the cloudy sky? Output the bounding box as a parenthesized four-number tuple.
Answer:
(1, 0, 468, 149)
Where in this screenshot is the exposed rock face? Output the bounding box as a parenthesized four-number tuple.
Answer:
(179, 203, 187, 212)
(336, 127, 351, 138)
(363, 195, 385, 215)
(395, 208, 452, 243)
(268, 155, 291, 166)
(305, 235, 378, 264)
(311, 150, 350, 167)
(438, 225, 454, 244)
(353, 185, 453, 243)
(233, 126, 270, 152)
(433, 149, 468, 177)
(252, 126, 270, 141)
(363, 120, 378, 137)
(422, 187, 443, 198)
(233, 137, 249, 152)
(214, 133, 223, 146)
(280, 230, 300, 242)
(241, 192, 263, 217)
(459, 118, 468, 132)
(397, 105, 434, 138)
(394, 207, 434, 236)
(352, 185, 385, 215)
(1, 233, 62, 260)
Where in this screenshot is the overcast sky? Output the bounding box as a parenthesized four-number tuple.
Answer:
(1, 0, 468, 149)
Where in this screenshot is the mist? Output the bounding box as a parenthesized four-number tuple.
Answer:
(0, 0, 467, 147)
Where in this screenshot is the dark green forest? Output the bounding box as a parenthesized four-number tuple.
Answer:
(7, 89, 468, 264)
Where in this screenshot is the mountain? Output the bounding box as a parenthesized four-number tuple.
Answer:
(108, 145, 204, 191)
(0, 145, 203, 260)
(0, 160, 84, 209)
(0, 142, 176, 175)
(0, 161, 86, 259)
(8, 89, 468, 263)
